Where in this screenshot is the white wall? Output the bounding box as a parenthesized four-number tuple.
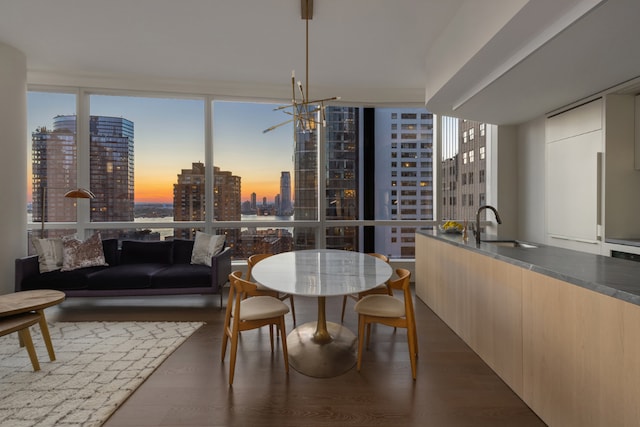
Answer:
(0, 42, 27, 294)
(494, 125, 518, 238)
(516, 117, 546, 243)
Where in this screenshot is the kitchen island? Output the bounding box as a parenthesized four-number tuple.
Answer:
(415, 229, 640, 427)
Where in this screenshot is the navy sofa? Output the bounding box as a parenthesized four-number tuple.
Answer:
(15, 239, 231, 305)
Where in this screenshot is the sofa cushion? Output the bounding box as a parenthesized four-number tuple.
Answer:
(86, 264, 166, 290)
(172, 239, 195, 264)
(101, 238, 119, 267)
(120, 240, 173, 265)
(61, 232, 108, 271)
(20, 266, 108, 291)
(191, 232, 225, 266)
(32, 237, 64, 273)
(150, 264, 211, 288)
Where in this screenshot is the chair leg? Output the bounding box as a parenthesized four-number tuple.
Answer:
(288, 296, 296, 326)
(365, 323, 372, 349)
(356, 315, 366, 372)
(340, 295, 348, 323)
(412, 319, 419, 358)
(220, 328, 229, 361)
(228, 330, 240, 386)
(279, 317, 289, 374)
(269, 325, 275, 352)
(407, 324, 417, 380)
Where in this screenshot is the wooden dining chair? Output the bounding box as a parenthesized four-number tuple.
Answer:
(247, 253, 296, 325)
(340, 253, 393, 323)
(354, 268, 418, 379)
(221, 270, 290, 385)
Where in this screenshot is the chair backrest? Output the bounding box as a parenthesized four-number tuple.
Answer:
(246, 253, 273, 280)
(366, 253, 389, 263)
(229, 270, 259, 302)
(388, 268, 414, 319)
(367, 253, 392, 283)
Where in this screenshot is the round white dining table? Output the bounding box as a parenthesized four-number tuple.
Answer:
(250, 249, 393, 377)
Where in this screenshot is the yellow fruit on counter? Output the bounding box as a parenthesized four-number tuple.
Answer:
(443, 221, 463, 231)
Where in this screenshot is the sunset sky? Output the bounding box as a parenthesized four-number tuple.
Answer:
(27, 93, 294, 204)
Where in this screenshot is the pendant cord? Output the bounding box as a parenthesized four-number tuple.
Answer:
(305, 8, 309, 103)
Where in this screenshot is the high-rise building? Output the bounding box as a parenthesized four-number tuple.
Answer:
(213, 166, 241, 251)
(293, 106, 360, 250)
(441, 119, 487, 224)
(212, 166, 241, 222)
(173, 162, 205, 239)
(324, 107, 359, 250)
(32, 115, 134, 228)
(173, 162, 241, 246)
(279, 171, 293, 215)
(293, 126, 318, 249)
(293, 107, 434, 255)
(374, 109, 434, 257)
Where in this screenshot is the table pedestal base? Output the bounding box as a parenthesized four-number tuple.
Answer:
(287, 321, 357, 378)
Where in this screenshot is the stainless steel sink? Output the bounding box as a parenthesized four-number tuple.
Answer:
(482, 239, 538, 249)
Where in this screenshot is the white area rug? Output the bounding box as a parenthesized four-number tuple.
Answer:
(0, 321, 203, 427)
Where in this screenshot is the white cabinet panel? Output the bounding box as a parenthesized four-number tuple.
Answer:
(635, 95, 640, 170)
(546, 130, 602, 241)
(547, 98, 602, 142)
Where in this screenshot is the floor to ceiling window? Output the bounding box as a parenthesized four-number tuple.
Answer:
(440, 116, 489, 226)
(26, 88, 494, 260)
(212, 100, 298, 258)
(373, 109, 435, 258)
(28, 91, 78, 243)
(87, 94, 205, 241)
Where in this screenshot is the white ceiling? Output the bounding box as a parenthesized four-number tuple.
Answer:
(0, 0, 463, 104)
(1, 0, 639, 125)
(427, 0, 640, 124)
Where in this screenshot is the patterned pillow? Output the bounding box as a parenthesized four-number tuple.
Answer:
(190, 231, 225, 267)
(33, 237, 64, 273)
(61, 232, 108, 271)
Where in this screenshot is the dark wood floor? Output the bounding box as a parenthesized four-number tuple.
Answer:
(46, 290, 546, 427)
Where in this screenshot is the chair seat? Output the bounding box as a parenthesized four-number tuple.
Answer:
(354, 295, 405, 317)
(239, 296, 290, 321)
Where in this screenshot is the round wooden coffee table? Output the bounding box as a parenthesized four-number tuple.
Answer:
(0, 289, 65, 361)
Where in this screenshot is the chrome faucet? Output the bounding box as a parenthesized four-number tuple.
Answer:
(475, 205, 502, 244)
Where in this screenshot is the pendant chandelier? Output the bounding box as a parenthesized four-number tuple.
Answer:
(263, 0, 339, 134)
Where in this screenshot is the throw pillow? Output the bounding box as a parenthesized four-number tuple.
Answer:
(61, 232, 109, 271)
(33, 237, 64, 273)
(190, 231, 225, 267)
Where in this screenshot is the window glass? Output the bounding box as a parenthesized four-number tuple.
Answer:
(90, 94, 205, 239)
(27, 91, 77, 245)
(213, 101, 299, 257)
(27, 90, 496, 261)
(441, 117, 489, 222)
(375, 108, 434, 257)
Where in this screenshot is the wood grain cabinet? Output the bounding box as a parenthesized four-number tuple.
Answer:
(416, 233, 640, 427)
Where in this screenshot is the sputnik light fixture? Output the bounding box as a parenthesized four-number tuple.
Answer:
(263, 0, 339, 134)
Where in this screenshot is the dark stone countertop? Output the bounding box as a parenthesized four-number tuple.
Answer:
(417, 229, 640, 307)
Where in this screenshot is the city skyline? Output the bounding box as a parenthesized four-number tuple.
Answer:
(26, 93, 295, 204)
(27, 103, 463, 258)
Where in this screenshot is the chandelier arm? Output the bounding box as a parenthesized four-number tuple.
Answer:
(263, 119, 294, 134)
(262, 0, 338, 134)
